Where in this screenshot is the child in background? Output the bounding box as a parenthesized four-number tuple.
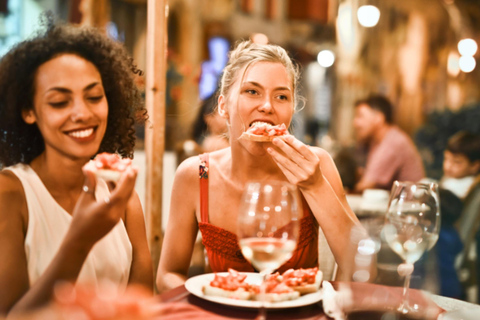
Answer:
(441, 131, 480, 199)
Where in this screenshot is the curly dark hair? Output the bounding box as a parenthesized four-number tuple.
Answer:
(0, 14, 146, 167)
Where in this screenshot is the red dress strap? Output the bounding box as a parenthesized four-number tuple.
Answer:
(199, 153, 209, 223)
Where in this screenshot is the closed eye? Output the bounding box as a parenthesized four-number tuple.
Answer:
(87, 95, 104, 103)
(49, 101, 69, 108)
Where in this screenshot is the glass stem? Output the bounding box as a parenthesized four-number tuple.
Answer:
(256, 272, 268, 320)
(399, 269, 412, 314)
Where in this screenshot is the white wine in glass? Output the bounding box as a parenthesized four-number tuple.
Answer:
(384, 181, 440, 315)
(237, 181, 300, 319)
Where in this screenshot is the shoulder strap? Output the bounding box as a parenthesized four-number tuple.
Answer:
(199, 153, 209, 223)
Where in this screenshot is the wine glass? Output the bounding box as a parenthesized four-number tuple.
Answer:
(384, 181, 441, 315)
(237, 180, 300, 319)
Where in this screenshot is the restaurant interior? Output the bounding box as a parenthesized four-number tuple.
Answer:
(1, 0, 480, 318)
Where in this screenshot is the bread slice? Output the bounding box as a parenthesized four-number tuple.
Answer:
(94, 169, 122, 183)
(239, 132, 280, 142)
(202, 284, 252, 300)
(253, 290, 300, 302)
(289, 270, 323, 294)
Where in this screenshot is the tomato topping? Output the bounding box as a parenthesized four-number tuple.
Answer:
(281, 267, 318, 287)
(246, 123, 287, 137)
(209, 269, 254, 292)
(94, 152, 132, 171)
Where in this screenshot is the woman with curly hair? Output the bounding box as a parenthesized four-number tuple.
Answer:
(0, 17, 152, 316)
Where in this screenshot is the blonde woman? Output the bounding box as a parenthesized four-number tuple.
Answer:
(157, 40, 360, 291)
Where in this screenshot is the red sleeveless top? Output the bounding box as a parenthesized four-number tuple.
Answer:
(198, 153, 319, 273)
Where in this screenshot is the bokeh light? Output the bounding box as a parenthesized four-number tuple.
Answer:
(459, 55, 476, 73)
(357, 5, 380, 28)
(317, 50, 335, 68)
(458, 38, 478, 57)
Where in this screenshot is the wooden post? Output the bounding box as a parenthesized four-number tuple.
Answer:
(145, 0, 167, 282)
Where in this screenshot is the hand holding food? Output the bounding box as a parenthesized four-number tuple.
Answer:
(84, 152, 133, 182)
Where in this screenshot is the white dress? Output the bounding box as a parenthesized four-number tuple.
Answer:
(6, 164, 132, 291)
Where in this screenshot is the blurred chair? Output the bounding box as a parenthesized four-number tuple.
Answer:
(455, 181, 480, 301)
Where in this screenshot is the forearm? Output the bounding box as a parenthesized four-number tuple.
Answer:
(156, 270, 188, 293)
(9, 236, 92, 315)
(301, 177, 361, 275)
(128, 253, 154, 292)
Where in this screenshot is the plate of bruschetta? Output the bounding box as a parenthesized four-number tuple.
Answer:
(185, 267, 323, 309)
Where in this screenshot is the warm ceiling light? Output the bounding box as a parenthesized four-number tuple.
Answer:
(251, 33, 269, 45)
(317, 50, 335, 68)
(357, 5, 380, 28)
(459, 56, 476, 73)
(458, 38, 478, 56)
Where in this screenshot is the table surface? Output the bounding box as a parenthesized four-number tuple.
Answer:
(157, 281, 480, 320)
(158, 284, 329, 320)
(345, 194, 388, 218)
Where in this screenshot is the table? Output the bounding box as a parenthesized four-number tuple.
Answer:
(158, 284, 327, 319)
(345, 194, 387, 219)
(156, 281, 479, 320)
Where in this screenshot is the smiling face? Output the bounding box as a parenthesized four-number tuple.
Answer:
(22, 54, 108, 161)
(219, 61, 294, 144)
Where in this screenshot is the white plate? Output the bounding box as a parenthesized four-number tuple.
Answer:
(185, 272, 323, 309)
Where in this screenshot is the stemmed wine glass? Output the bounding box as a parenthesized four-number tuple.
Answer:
(237, 181, 300, 320)
(383, 181, 441, 315)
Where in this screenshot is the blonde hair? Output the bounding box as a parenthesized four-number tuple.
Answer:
(219, 40, 302, 110)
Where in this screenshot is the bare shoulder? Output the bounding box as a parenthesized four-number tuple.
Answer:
(0, 170, 25, 200)
(0, 170, 27, 225)
(175, 155, 202, 183)
(309, 146, 335, 163)
(175, 148, 230, 181)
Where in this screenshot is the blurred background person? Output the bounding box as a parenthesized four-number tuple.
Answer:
(440, 130, 480, 199)
(191, 92, 229, 153)
(353, 94, 425, 193)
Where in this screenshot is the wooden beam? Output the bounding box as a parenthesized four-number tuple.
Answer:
(145, 0, 167, 283)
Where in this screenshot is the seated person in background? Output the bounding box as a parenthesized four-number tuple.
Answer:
(353, 95, 425, 193)
(0, 17, 152, 316)
(157, 40, 361, 292)
(441, 131, 480, 199)
(191, 92, 230, 153)
(333, 147, 359, 193)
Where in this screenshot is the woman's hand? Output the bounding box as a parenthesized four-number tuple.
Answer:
(266, 135, 324, 189)
(66, 165, 138, 249)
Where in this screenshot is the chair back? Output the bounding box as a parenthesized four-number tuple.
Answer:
(455, 182, 480, 271)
